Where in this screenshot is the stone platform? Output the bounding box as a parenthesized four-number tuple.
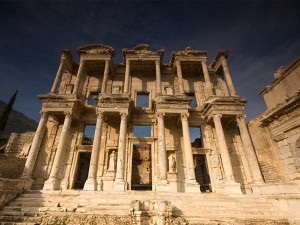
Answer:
(0, 190, 299, 224)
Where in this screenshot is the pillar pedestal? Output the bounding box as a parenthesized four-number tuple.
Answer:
(223, 181, 243, 195)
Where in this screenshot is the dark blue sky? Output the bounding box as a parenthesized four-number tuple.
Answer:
(1, 1, 300, 122)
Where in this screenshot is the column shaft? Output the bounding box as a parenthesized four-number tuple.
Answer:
(84, 111, 104, 190)
(124, 59, 130, 93)
(115, 113, 128, 181)
(213, 114, 236, 182)
(221, 58, 236, 96)
(44, 113, 72, 190)
(201, 60, 213, 97)
(157, 113, 167, 180)
(237, 116, 264, 183)
(155, 59, 162, 95)
(73, 59, 85, 95)
(176, 60, 185, 94)
(101, 59, 110, 93)
(51, 56, 66, 93)
(180, 113, 196, 181)
(21, 112, 49, 178)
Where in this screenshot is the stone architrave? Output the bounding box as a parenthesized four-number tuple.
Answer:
(155, 59, 162, 95)
(113, 112, 128, 191)
(220, 58, 236, 96)
(101, 59, 110, 93)
(21, 112, 49, 179)
(43, 112, 72, 190)
(236, 115, 264, 183)
(124, 59, 130, 93)
(156, 112, 168, 181)
(73, 59, 85, 95)
(201, 60, 213, 97)
(51, 55, 66, 93)
(84, 111, 104, 191)
(176, 60, 185, 94)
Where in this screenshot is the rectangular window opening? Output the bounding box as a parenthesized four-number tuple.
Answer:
(136, 92, 149, 108)
(133, 125, 151, 137)
(82, 124, 96, 145)
(189, 127, 203, 148)
(88, 92, 99, 105)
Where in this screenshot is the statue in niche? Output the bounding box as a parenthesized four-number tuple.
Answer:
(108, 150, 116, 171)
(168, 155, 176, 173)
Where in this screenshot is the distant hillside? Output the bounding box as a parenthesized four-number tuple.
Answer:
(0, 100, 37, 138)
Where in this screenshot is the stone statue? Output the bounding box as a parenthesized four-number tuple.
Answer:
(168, 155, 176, 173)
(108, 151, 116, 171)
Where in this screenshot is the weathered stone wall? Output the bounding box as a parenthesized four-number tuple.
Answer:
(0, 155, 25, 178)
(5, 131, 35, 158)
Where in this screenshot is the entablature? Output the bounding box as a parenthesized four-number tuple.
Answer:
(77, 44, 115, 57)
(209, 50, 231, 71)
(169, 47, 207, 66)
(122, 44, 164, 63)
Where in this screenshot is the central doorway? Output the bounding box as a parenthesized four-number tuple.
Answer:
(194, 154, 211, 192)
(73, 152, 91, 189)
(131, 143, 152, 190)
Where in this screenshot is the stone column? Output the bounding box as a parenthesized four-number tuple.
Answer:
(73, 59, 85, 95)
(51, 55, 66, 93)
(113, 112, 128, 191)
(21, 112, 49, 179)
(84, 111, 104, 190)
(201, 60, 213, 97)
(44, 112, 72, 190)
(180, 113, 197, 182)
(220, 58, 236, 96)
(156, 112, 167, 181)
(155, 59, 162, 95)
(176, 60, 185, 94)
(101, 59, 110, 93)
(124, 59, 130, 93)
(236, 116, 264, 183)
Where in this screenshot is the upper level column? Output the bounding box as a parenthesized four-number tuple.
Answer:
(201, 60, 213, 97)
(73, 59, 85, 95)
(236, 115, 264, 183)
(101, 59, 110, 93)
(21, 112, 49, 179)
(156, 112, 167, 181)
(220, 57, 237, 96)
(84, 111, 104, 191)
(176, 60, 185, 94)
(155, 59, 162, 95)
(51, 55, 66, 93)
(124, 59, 130, 93)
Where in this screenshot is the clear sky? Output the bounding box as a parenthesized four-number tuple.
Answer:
(0, 1, 299, 122)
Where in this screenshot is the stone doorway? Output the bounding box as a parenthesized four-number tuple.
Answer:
(194, 154, 211, 192)
(131, 143, 152, 190)
(73, 152, 91, 189)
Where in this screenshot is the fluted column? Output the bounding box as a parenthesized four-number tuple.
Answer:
(180, 113, 197, 182)
(44, 112, 72, 190)
(114, 112, 128, 191)
(155, 59, 162, 95)
(156, 112, 167, 181)
(73, 59, 85, 95)
(236, 116, 264, 183)
(21, 112, 49, 179)
(101, 59, 110, 93)
(84, 111, 104, 190)
(213, 114, 236, 182)
(201, 60, 213, 97)
(220, 58, 236, 96)
(176, 60, 185, 94)
(124, 59, 130, 93)
(51, 55, 66, 93)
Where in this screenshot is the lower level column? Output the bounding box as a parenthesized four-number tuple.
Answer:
(84, 111, 104, 190)
(44, 112, 72, 190)
(113, 112, 128, 191)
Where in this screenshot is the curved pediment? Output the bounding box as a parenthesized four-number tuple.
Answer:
(122, 43, 164, 62)
(170, 47, 207, 65)
(77, 44, 115, 57)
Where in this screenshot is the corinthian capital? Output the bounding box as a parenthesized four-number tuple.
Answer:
(120, 112, 128, 120)
(180, 112, 189, 120)
(156, 112, 165, 119)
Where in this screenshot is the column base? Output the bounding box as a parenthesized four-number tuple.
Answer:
(83, 178, 97, 191)
(113, 180, 127, 192)
(185, 180, 200, 193)
(224, 181, 243, 195)
(156, 180, 170, 192)
(43, 177, 61, 190)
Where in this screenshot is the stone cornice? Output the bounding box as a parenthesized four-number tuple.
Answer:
(122, 44, 164, 63)
(169, 47, 207, 66)
(209, 50, 231, 70)
(77, 44, 115, 57)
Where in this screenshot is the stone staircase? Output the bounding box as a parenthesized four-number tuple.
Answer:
(0, 190, 292, 224)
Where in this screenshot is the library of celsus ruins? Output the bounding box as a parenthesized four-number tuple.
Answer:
(0, 44, 299, 224)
